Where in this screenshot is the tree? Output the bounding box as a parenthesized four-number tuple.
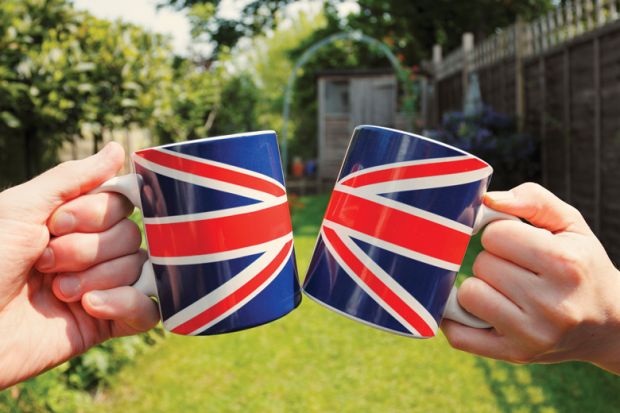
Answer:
(163, 0, 555, 164)
(164, 0, 296, 57)
(163, 0, 554, 64)
(0, 0, 84, 180)
(209, 72, 258, 136)
(148, 57, 221, 144)
(234, 10, 325, 153)
(0, 0, 219, 186)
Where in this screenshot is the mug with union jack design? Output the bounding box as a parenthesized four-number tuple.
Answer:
(92, 131, 301, 335)
(303, 125, 517, 338)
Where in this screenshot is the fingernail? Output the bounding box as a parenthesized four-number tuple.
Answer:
(59, 276, 80, 297)
(37, 247, 55, 271)
(485, 191, 514, 203)
(52, 211, 75, 234)
(86, 291, 109, 308)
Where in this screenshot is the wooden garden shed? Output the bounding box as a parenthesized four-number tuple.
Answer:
(317, 68, 410, 180)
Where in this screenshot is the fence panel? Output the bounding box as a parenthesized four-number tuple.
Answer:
(429, 14, 620, 264)
(478, 57, 517, 114)
(569, 41, 598, 227)
(600, 29, 620, 265)
(435, 72, 462, 119)
(541, 51, 569, 201)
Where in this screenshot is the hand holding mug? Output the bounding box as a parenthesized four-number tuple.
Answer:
(303, 125, 620, 373)
(442, 183, 620, 374)
(0, 143, 158, 390)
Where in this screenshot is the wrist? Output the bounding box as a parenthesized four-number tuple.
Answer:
(587, 268, 620, 375)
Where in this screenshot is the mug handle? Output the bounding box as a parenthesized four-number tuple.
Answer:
(442, 204, 520, 329)
(89, 174, 158, 297)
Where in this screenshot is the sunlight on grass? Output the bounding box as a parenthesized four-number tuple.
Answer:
(89, 194, 620, 413)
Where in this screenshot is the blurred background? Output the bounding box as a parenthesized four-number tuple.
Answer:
(1, 0, 620, 412)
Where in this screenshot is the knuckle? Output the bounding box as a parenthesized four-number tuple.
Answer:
(516, 182, 545, 197)
(64, 239, 95, 266)
(528, 330, 559, 353)
(551, 298, 583, 330)
(551, 249, 588, 283)
(93, 198, 109, 224)
(53, 162, 82, 199)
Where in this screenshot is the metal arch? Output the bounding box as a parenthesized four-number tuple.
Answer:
(280, 31, 416, 174)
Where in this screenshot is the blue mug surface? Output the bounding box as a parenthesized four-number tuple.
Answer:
(303, 125, 513, 338)
(95, 131, 301, 336)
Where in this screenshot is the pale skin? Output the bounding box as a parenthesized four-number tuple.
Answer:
(1, 146, 619, 390)
(0, 142, 158, 390)
(442, 182, 620, 375)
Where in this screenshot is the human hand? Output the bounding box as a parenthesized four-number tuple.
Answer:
(442, 183, 620, 375)
(0, 143, 158, 389)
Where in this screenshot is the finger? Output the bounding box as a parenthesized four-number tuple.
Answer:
(48, 192, 134, 236)
(481, 219, 556, 274)
(472, 250, 541, 307)
(441, 319, 511, 360)
(456, 276, 525, 332)
(82, 286, 159, 334)
(35, 219, 141, 273)
(1, 142, 125, 224)
(484, 182, 591, 235)
(52, 251, 147, 302)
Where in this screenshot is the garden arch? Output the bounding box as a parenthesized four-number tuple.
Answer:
(280, 31, 416, 174)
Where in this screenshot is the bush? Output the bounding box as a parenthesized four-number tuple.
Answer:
(0, 330, 164, 413)
(426, 107, 540, 190)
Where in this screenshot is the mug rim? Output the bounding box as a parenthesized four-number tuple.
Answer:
(354, 125, 492, 170)
(137, 130, 277, 153)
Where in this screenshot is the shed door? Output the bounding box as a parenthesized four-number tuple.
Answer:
(350, 76, 397, 129)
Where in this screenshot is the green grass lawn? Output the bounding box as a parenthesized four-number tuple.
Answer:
(88, 194, 620, 413)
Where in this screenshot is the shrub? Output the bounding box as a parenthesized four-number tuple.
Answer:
(0, 329, 164, 413)
(426, 107, 540, 190)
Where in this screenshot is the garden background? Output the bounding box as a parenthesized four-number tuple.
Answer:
(1, 0, 620, 412)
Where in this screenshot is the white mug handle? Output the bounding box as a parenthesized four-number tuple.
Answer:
(442, 204, 520, 328)
(89, 174, 158, 297)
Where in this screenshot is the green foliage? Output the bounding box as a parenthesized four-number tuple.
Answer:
(427, 107, 540, 190)
(232, 10, 325, 155)
(165, 0, 295, 56)
(167, 0, 554, 64)
(339, 0, 555, 65)
(0, 0, 221, 186)
(209, 73, 259, 136)
(168, 0, 555, 165)
(150, 59, 221, 143)
(0, 331, 164, 413)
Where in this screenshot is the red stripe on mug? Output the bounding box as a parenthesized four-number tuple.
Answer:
(340, 158, 488, 188)
(171, 240, 293, 335)
(145, 201, 292, 257)
(324, 190, 469, 265)
(322, 227, 435, 337)
(136, 149, 285, 197)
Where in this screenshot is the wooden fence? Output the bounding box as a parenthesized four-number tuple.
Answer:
(426, 0, 620, 264)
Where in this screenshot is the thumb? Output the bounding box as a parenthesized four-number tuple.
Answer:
(484, 182, 591, 235)
(0, 142, 125, 224)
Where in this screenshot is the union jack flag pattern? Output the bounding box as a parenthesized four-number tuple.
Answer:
(303, 126, 493, 338)
(133, 131, 300, 335)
